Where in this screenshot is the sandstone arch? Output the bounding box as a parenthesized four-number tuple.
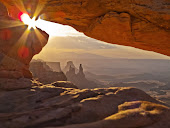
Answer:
(0, 2, 170, 128)
(0, 0, 170, 87)
(1, 0, 170, 56)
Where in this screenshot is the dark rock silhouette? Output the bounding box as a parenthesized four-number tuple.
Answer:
(30, 61, 67, 84)
(66, 65, 76, 77)
(66, 63, 100, 89)
(63, 61, 78, 73)
(77, 64, 85, 78)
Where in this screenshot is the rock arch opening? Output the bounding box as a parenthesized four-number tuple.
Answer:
(0, 1, 170, 128)
(1, 0, 170, 56)
(0, 0, 170, 88)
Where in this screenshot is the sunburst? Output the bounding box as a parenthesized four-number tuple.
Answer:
(0, 0, 48, 60)
(20, 13, 37, 29)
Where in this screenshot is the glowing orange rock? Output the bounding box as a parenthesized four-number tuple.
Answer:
(0, 3, 49, 79)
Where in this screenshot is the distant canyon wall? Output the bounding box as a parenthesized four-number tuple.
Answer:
(0, 0, 170, 84)
(30, 61, 67, 84)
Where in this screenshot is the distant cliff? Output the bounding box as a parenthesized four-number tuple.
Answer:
(63, 61, 78, 73)
(65, 62, 100, 89)
(30, 61, 67, 84)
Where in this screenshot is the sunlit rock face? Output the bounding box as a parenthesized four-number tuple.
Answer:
(0, 1, 170, 127)
(0, 85, 169, 128)
(42, 0, 170, 56)
(1, 0, 169, 56)
(0, 3, 49, 89)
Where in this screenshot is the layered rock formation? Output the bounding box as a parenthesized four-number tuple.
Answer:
(63, 61, 78, 74)
(0, 1, 170, 127)
(46, 62, 62, 72)
(66, 63, 101, 89)
(0, 82, 169, 128)
(1, 0, 169, 56)
(30, 61, 67, 84)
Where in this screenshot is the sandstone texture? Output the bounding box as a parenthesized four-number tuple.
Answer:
(0, 82, 169, 128)
(0, 3, 49, 82)
(0, 1, 170, 127)
(1, 0, 169, 56)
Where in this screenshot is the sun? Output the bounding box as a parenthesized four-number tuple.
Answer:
(20, 13, 37, 30)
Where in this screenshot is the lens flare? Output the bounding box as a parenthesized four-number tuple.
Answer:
(18, 46, 29, 59)
(20, 13, 37, 29)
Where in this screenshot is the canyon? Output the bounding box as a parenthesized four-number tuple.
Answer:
(0, 0, 170, 128)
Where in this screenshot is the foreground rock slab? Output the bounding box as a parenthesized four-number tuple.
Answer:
(0, 83, 169, 128)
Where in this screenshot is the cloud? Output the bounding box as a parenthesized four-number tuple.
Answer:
(47, 36, 116, 50)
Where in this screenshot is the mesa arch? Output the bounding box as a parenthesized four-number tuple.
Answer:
(0, 0, 170, 89)
(1, 2, 170, 128)
(1, 0, 170, 56)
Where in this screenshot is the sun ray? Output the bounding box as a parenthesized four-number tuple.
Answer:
(28, 16, 36, 30)
(20, 13, 37, 30)
(34, 28, 48, 48)
(0, 20, 24, 29)
(13, 29, 29, 56)
(0, 27, 30, 65)
(1, 0, 27, 19)
(17, 28, 30, 46)
(9, 28, 30, 56)
(0, 0, 48, 62)
(0, 0, 51, 67)
(33, 0, 48, 18)
(14, 0, 27, 14)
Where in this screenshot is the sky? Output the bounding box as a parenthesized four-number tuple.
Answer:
(33, 19, 170, 61)
(36, 19, 84, 37)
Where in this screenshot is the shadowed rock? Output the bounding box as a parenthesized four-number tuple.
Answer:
(0, 1, 170, 128)
(0, 84, 169, 128)
(0, 3, 49, 90)
(66, 64, 100, 89)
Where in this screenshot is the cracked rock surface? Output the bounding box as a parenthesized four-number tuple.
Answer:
(0, 81, 169, 128)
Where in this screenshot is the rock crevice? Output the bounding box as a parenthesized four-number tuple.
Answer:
(0, 84, 169, 128)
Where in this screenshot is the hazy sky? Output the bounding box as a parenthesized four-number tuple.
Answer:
(36, 19, 84, 37)
(33, 19, 170, 61)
